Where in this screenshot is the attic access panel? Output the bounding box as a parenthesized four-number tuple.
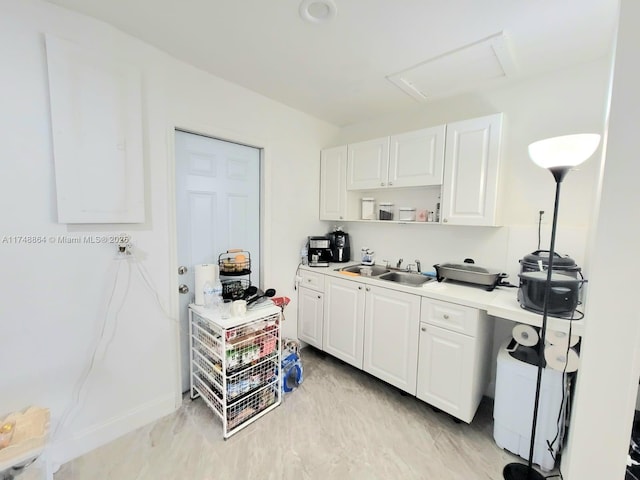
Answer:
(387, 32, 516, 102)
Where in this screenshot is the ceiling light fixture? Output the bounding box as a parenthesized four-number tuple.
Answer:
(299, 0, 337, 24)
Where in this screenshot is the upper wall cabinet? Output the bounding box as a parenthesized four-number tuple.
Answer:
(346, 137, 390, 190)
(346, 125, 446, 190)
(320, 114, 503, 226)
(389, 125, 446, 187)
(319, 145, 347, 221)
(440, 113, 503, 226)
(45, 34, 145, 224)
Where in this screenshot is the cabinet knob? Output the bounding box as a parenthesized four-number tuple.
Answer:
(358, 286, 363, 290)
(366, 287, 370, 292)
(388, 182, 393, 186)
(308, 279, 312, 282)
(317, 295, 321, 299)
(339, 216, 343, 219)
(380, 182, 385, 186)
(443, 314, 450, 320)
(443, 218, 448, 223)
(421, 327, 427, 332)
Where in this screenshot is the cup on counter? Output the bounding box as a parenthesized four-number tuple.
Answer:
(220, 299, 232, 319)
(231, 300, 247, 317)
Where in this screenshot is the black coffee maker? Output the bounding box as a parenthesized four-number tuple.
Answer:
(328, 227, 351, 263)
(307, 236, 333, 267)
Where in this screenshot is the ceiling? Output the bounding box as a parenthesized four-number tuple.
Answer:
(44, 0, 618, 126)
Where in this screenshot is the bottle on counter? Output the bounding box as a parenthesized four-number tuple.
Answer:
(204, 278, 223, 309)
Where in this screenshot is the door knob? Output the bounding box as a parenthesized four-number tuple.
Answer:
(178, 266, 188, 275)
(179, 284, 189, 294)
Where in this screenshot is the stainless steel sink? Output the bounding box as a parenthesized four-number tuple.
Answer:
(378, 271, 433, 286)
(338, 265, 390, 276)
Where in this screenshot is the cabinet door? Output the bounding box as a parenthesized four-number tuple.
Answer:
(389, 125, 446, 187)
(323, 277, 365, 369)
(441, 113, 502, 226)
(363, 286, 420, 394)
(416, 323, 476, 423)
(320, 145, 347, 221)
(297, 287, 324, 349)
(346, 137, 390, 190)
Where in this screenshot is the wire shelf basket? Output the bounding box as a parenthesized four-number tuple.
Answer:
(219, 250, 251, 276)
(222, 279, 251, 300)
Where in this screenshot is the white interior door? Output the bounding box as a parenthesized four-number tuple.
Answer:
(175, 130, 260, 392)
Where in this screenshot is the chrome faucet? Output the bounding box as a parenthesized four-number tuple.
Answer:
(415, 260, 421, 273)
(396, 258, 403, 269)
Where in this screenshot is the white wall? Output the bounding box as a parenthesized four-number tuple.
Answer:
(0, 0, 338, 467)
(333, 59, 610, 277)
(563, 0, 640, 476)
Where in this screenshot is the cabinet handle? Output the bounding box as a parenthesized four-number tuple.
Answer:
(443, 314, 450, 320)
(421, 327, 427, 332)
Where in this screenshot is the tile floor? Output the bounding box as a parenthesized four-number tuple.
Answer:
(54, 347, 531, 480)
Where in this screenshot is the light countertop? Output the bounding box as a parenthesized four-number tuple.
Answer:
(301, 263, 585, 336)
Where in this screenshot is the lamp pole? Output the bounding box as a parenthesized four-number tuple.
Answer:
(503, 166, 568, 480)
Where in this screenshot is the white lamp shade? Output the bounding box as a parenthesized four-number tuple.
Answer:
(528, 133, 601, 169)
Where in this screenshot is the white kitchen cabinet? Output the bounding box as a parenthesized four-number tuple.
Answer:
(297, 270, 325, 349)
(323, 276, 365, 369)
(346, 137, 390, 190)
(441, 113, 503, 226)
(389, 125, 446, 187)
(416, 298, 493, 423)
(320, 145, 348, 221)
(346, 126, 446, 191)
(363, 285, 421, 394)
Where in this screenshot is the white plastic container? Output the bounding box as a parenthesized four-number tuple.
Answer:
(379, 202, 394, 221)
(361, 197, 375, 220)
(398, 207, 416, 222)
(493, 340, 567, 471)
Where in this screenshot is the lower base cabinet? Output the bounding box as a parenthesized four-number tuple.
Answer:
(323, 277, 365, 369)
(297, 286, 324, 349)
(297, 270, 494, 423)
(416, 298, 493, 423)
(363, 285, 420, 395)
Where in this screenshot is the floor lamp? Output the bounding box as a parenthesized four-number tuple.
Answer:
(503, 133, 601, 480)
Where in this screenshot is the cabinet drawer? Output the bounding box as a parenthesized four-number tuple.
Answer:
(420, 298, 481, 337)
(300, 269, 324, 292)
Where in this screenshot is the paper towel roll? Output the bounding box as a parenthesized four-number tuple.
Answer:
(512, 323, 539, 347)
(544, 344, 580, 372)
(194, 264, 218, 305)
(546, 329, 580, 349)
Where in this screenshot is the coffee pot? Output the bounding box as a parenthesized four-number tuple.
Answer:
(328, 227, 351, 263)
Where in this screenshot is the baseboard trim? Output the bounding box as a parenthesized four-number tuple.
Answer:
(48, 392, 178, 469)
